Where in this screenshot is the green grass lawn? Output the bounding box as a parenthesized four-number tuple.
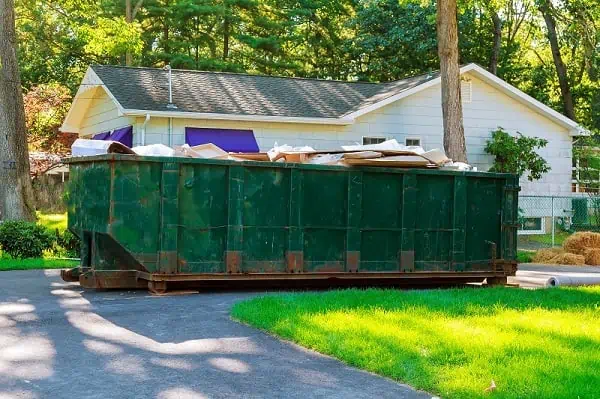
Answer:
(520, 231, 570, 247)
(232, 287, 600, 399)
(37, 211, 68, 231)
(516, 250, 533, 263)
(0, 257, 78, 271)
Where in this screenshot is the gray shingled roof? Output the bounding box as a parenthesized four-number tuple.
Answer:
(91, 65, 439, 119)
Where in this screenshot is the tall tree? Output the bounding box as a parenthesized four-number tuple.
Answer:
(538, 0, 576, 121)
(437, 0, 467, 162)
(126, 0, 144, 65)
(489, 11, 502, 74)
(0, 0, 35, 221)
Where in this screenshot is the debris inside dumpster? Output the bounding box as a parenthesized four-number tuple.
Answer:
(70, 138, 477, 170)
(71, 139, 135, 156)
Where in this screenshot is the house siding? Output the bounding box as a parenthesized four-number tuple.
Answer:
(81, 73, 572, 197)
(79, 89, 135, 137)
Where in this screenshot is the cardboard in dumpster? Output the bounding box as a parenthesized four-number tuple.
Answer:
(180, 143, 230, 159)
(344, 155, 432, 167)
(305, 153, 346, 165)
(229, 152, 271, 161)
(342, 151, 383, 160)
(71, 139, 135, 156)
(267, 144, 316, 162)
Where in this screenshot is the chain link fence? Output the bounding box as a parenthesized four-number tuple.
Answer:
(518, 195, 600, 251)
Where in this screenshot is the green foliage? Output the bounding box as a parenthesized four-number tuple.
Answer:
(55, 229, 81, 258)
(78, 17, 144, 59)
(13, 0, 600, 133)
(485, 127, 551, 181)
(24, 83, 72, 153)
(516, 250, 533, 263)
(0, 221, 55, 259)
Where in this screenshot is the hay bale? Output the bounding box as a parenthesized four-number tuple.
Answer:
(549, 252, 586, 265)
(583, 248, 600, 265)
(563, 232, 600, 255)
(532, 248, 564, 263)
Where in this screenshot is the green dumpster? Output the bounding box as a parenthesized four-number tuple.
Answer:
(64, 154, 519, 292)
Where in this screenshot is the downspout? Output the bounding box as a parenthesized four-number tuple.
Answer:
(163, 64, 177, 147)
(168, 117, 173, 147)
(141, 113, 150, 146)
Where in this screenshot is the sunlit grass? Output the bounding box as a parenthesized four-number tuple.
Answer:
(36, 211, 68, 231)
(232, 287, 600, 399)
(0, 257, 78, 271)
(516, 250, 533, 263)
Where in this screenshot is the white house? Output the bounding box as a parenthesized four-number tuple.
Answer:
(62, 63, 581, 202)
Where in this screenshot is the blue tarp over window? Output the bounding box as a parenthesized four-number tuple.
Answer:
(92, 126, 133, 148)
(185, 127, 259, 153)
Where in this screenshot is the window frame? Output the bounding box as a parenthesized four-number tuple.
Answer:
(405, 137, 421, 147)
(362, 136, 386, 146)
(517, 217, 545, 235)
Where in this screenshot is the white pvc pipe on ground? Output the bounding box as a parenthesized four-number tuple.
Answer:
(546, 275, 600, 287)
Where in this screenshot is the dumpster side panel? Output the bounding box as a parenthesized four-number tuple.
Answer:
(465, 176, 503, 269)
(177, 163, 229, 273)
(301, 170, 348, 272)
(67, 161, 111, 234)
(110, 161, 162, 271)
(360, 171, 403, 272)
(415, 174, 454, 271)
(241, 166, 290, 273)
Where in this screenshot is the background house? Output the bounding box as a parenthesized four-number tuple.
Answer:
(62, 63, 581, 203)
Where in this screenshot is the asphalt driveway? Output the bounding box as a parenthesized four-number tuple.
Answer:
(0, 270, 430, 399)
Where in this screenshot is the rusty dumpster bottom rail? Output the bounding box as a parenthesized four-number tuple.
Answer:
(73, 268, 515, 293)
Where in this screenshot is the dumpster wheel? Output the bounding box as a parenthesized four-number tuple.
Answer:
(148, 280, 168, 295)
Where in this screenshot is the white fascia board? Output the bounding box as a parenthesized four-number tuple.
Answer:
(122, 109, 355, 125)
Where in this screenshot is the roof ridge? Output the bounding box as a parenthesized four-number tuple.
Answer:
(91, 64, 384, 86)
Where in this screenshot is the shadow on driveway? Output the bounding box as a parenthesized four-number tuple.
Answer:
(0, 270, 430, 399)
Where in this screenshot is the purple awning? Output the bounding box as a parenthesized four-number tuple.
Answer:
(92, 126, 133, 148)
(92, 131, 111, 140)
(109, 126, 133, 148)
(185, 128, 259, 153)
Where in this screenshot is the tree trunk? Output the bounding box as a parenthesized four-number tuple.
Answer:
(125, 0, 143, 66)
(223, 17, 230, 61)
(0, 0, 36, 221)
(125, 0, 132, 65)
(437, 0, 467, 163)
(539, 2, 576, 121)
(489, 11, 502, 75)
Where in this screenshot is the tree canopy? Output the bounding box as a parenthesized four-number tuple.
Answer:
(14, 0, 600, 133)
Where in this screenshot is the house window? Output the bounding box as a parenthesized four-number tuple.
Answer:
(362, 136, 386, 145)
(405, 138, 421, 147)
(518, 217, 545, 235)
(461, 80, 472, 103)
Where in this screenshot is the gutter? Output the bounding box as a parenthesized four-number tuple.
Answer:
(122, 109, 355, 126)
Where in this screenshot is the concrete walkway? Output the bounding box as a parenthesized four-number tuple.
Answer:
(0, 270, 430, 399)
(510, 264, 600, 288)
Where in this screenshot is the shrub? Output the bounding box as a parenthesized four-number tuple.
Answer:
(56, 229, 81, 258)
(0, 221, 55, 259)
(485, 127, 550, 181)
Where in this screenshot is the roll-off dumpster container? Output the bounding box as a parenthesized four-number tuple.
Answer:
(63, 154, 518, 292)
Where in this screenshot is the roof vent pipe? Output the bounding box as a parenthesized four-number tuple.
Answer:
(163, 65, 178, 109)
